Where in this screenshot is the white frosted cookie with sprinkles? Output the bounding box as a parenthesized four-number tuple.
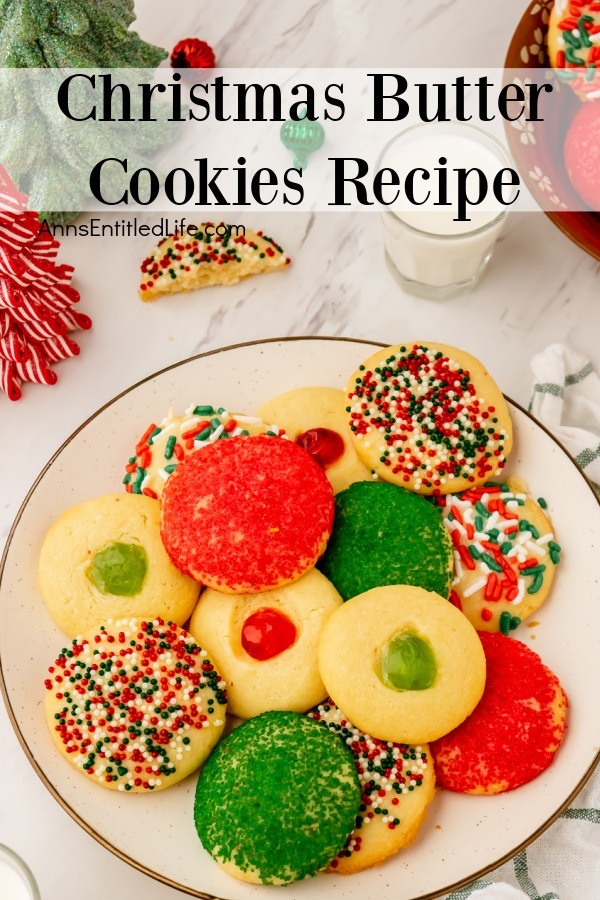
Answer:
(124, 404, 284, 500)
(306, 700, 435, 874)
(346, 342, 513, 494)
(44, 618, 227, 792)
(257, 386, 374, 494)
(548, 1, 600, 99)
(139, 224, 290, 301)
(437, 481, 561, 634)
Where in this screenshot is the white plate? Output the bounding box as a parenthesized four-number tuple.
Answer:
(1, 337, 599, 900)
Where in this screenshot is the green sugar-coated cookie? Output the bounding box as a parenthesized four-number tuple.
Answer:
(194, 711, 361, 885)
(317, 481, 453, 601)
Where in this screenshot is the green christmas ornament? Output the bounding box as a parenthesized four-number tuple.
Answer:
(280, 107, 325, 170)
(0, 0, 168, 225)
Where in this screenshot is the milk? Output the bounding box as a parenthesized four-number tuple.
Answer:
(379, 124, 512, 298)
(0, 849, 38, 900)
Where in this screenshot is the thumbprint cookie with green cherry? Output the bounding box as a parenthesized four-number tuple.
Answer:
(160, 435, 334, 593)
(318, 585, 486, 745)
(124, 403, 284, 500)
(44, 618, 227, 792)
(257, 386, 374, 494)
(437, 479, 561, 633)
(306, 700, 436, 874)
(194, 711, 361, 884)
(317, 480, 453, 602)
(188, 568, 342, 718)
(38, 493, 199, 637)
(346, 342, 513, 494)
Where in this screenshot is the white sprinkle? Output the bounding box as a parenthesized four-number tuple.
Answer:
(463, 577, 488, 598)
(151, 422, 176, 442)
(180, 416, 201, 431)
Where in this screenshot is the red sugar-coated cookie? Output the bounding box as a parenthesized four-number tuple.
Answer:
(564, 103, 600, 211)
(430, 632, 567, 795)
(160, 435, 334, 593)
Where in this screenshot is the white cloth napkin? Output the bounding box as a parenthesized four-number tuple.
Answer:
(529, 344, 600, 493)
(444, 344, 600, 900)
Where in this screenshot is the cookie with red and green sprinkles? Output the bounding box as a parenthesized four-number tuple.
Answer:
(431, 632, 568, 794)
(139, 223, 290, 301)
(124, 403, 284, 500)
(161, 435, 334, 593)
(437, 479, 561, 633)
(347, 342, 513, 495)
(317, 481, 454, 601)
(44, 618, 227, 792)
(306, 700, 435, 874)
(548, 2, 600, 100)
(194, 711, 361, 884)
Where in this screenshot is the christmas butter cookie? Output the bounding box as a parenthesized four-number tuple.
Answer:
(318, 585, 486, 744)
(438, 481, 561, 633)
(431, 632, 568, 794)
(257, 387, 374, 494)
(549, 2, 600, 99)
(139, 224, 290, 300)
(307, 701, 435, 874)
(188, 569, 342, 718)
(194, 711, 361, 884)
(124, 403, 283, 500)
(161, 435, 334, 592)
(347, 342, 513, 494)
(317, 481, 453, 601)
(44, 618, 227, 792)
(38, 494, 199, 637)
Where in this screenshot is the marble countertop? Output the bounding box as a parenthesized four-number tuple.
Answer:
(1, 1, 598, 898)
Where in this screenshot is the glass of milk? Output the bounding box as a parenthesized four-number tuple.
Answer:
(378, 122, 514, 300)
(0, 845, 40, 900)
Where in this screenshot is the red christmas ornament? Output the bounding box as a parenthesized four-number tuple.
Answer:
(170, 38, 216, 70)
(0, 166, 91, 402)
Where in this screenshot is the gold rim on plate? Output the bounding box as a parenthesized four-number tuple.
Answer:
(1, 335, 598, 900)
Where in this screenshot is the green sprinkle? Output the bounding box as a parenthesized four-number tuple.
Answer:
(509, 616, 521, 631)
(550, 550, 561, 565)
(468, 545, 481, 560)
(563, 29, 582, 49)
(164, 463, 177, 474)
(481, 553, 503, 573)
(475, 516, 484, 533)
(578, 17, 592, 48)
(122, 473, 131, 485)
(499, 611, 511, 636)
(537, 497, 548, 509)
(193, 405, 214, 416)
(500, 541, 512, 555)
(566, 47, 586, 65)
(527, 573, 544, 595)
(475, 501, 490, 518)
(128, 457, 137, 465)
(164, 435, 177, 460)
(210, 417, 221, 429)
(548, 541, 561, 553)
(196, 426, 212, 441)
(525, 564, 546, 577)
(148, 427, 162, 445)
